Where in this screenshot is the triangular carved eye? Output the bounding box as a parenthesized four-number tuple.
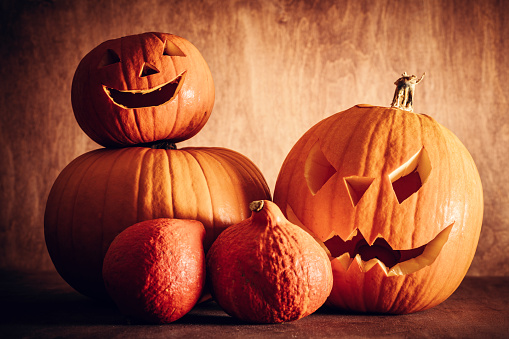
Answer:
(389, 147, 431, 203)
(344, 176, 374, 206)
(163, 40, 186, 57)
(140, 62, 159, 77)
(305, 141, 337, 195)
(98, 49, 120, 68)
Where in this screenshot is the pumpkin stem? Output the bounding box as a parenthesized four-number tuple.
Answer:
(147, 140, 177, 150)
(249, 200, 265, 212)
(390, 72, 425, 112)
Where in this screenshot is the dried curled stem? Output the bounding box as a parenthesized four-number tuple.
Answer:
(249, 200, 265, 212)
(391, 72, 425, 112)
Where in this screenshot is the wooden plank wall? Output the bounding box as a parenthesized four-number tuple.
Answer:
(0, 0, 507, 276)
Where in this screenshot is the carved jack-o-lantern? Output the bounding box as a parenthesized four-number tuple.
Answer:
(71, 32, 215, 147)
(274, 75, 483, 314)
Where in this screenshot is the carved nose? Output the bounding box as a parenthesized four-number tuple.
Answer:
(140, 62, 159, 77)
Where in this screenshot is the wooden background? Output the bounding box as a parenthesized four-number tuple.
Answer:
(0, 0, 507, 276)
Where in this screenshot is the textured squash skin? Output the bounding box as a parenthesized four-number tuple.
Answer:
(71, 32, 215, 147)
(274, 105, 483, 314)
(103, 218, 205, 324)
(206, 200, 333, 323)
(44, 146, 270, 299)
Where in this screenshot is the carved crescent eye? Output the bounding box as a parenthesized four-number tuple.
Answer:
(163, 40, 186, 57)
(98, 49, 120, 68)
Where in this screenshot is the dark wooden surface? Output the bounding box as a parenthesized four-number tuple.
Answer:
(1, 270, 508, 338)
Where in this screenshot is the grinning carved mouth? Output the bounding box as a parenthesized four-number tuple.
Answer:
(323, 223, 454, 276)
(103, 71, 186, 109)
(286, 204, 454, 276)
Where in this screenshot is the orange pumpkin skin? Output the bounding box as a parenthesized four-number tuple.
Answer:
(206, 200, 333, 324)
(273, 105, 483, 314)
(44, 146, 270, 299)
(103, 218, 205, 324)
(71, 32, 214, 147)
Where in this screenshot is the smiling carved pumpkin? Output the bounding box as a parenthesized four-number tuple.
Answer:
(273, 74, 483, 314)
(71, 32, 214, 147)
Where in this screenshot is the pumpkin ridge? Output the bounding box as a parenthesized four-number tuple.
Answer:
(415, 116, 448, 245)
(366, 109, 398, 245)
(98, 148, 129, 256)
(165, 48, 181, 139)
(202, 149, 246, 213)
(67, 150, 113, 295)
(411, 115, 431, 247)
(135, 148, 150, 221)
(386, 274, 408, 313)
(45, 151, 98, 275)
(164, 149, 175, 222)
(187, 149, 217, 232)
(358, 106, 387, 177)
(206, 148, 271, 199)
(443, 129, 472, 277)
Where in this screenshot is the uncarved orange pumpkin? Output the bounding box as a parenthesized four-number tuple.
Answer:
(274, 99, 483, 313)
(103, 218, 206, 324)
(206, 200, 333, 324)
(71, 32, 214, 147)
(45, 146, 270, 299)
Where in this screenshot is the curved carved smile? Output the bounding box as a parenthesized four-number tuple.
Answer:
(103, 71, 186, 109)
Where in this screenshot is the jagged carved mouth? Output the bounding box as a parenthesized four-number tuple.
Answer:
(103, 71, 186, 109)
(286, 205, 454, 276)
(324, 223, 453, 276)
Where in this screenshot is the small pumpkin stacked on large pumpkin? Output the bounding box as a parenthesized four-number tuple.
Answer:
(44, 32, 271, 303)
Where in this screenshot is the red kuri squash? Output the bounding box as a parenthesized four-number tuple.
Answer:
(206, 200, 333, 323)
(103, 218, 206, 323)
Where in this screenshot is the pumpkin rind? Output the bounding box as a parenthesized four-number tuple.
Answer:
(206, 200, 333, 323)
(71, 32, 215, 147)
(273, 104, 483, 314)
(44, 146, 270, 299)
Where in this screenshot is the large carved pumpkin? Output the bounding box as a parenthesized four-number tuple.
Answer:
(44, 145, 270, 299)
(71, 32, 215, 147)
(273, 75, 483, 314)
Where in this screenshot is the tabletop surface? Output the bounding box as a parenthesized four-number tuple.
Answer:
(1, 270, 508, 338)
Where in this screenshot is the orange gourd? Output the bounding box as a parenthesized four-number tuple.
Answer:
(206, 200, 333, 323)
(71, 32, 214, 147)
(103, 218, 206, 324)
(44, 145, 271, 299)
(273, 74, 483, 314)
